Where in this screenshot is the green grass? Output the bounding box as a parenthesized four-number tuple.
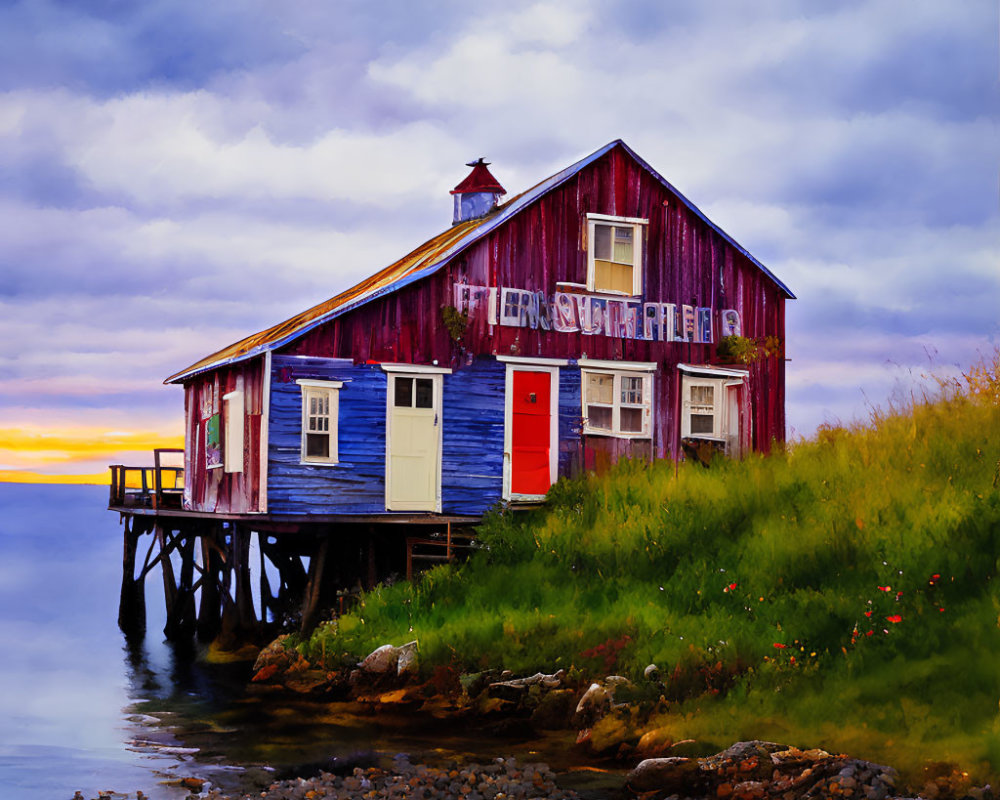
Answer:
(304, 355, 1000, 783)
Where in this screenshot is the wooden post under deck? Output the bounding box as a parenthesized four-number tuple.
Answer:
(118, 516, 147, 637)
(300, 535, 330, 637)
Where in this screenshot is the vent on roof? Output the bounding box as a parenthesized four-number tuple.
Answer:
(450, 158, 505, 225)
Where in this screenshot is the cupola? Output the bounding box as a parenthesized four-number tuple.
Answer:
(450, 158, 505, 225)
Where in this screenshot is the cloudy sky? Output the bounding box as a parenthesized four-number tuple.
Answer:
(1, 0, 996, 480)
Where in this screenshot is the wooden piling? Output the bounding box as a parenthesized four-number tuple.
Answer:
(300, 534, 329, 636)
(117, 516, 147, 636)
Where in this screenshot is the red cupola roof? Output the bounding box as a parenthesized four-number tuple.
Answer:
(450, 158, 505, 195)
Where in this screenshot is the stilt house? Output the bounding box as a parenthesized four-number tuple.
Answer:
(167, 140, 794, 518)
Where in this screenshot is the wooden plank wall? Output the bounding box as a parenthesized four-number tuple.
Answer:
(183, 358, 264, 513)
(280, 144, 786, 460)
(268, 356, 386, 515)
(440, 359, 506, 515)
(268, 355, 512, 516)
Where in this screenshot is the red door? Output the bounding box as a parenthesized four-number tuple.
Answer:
(510, 370, 552, 496)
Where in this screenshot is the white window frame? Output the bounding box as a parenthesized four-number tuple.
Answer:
(680, 378, 724, 441)
(679, 367, 747, 442)
(580, 359, 655, 439)
(223, 390, 244, 474)
(297, 379, 342, 465)
(586, 213, 648, 297)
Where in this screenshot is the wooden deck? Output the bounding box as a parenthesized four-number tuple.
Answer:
(111, 450, 481, 645)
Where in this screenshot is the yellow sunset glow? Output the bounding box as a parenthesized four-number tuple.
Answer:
(0, 470, 112, 485)
(0, 427, 184, 484)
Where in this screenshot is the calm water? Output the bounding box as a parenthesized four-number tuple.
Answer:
(0, 484, 592, 800)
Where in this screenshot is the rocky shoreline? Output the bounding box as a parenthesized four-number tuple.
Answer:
(236, 637, 996, 800)
(71, 741, 996, 800)
(72, 638, 994, 800)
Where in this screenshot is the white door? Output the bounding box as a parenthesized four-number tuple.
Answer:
(386, 373, 442, 511)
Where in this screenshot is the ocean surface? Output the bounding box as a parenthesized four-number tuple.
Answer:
(0, 483, 587, 800)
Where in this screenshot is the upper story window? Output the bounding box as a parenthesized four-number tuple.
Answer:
(581, 359, 655, 438)
(586, 214, 647, 296)
(297, 379, 343, 464)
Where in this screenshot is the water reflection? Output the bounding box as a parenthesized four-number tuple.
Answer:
(0, 484, 603, 800)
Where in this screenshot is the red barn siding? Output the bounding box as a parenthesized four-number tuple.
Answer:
(183, 357, 265, 513)
(283, 145, 787, 459)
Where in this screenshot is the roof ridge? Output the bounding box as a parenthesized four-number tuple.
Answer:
(166, 139, 792, 384)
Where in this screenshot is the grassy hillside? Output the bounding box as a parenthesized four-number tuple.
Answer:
(304, 355, 1000, 781)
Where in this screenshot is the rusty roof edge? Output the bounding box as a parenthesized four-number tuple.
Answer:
(165, 141, 622, 384)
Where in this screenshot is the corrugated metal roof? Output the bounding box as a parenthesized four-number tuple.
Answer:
(166, 140, 793, 384)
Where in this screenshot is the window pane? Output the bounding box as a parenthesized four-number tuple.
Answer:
(394, 377, 412, 407)
(690, 414, 715, 435)
(587, 404, 613, 431)
(593, 224, 612, 260)
(586, 373, 614, 404)
(620, 407, 643, 433)
(610, 263, 633, 294)
(415, 378, 434, 408)
(306, 432, 329, 458)
(690, 385, 714, 405)
(612, 226, 633, 264)
(621, 376, 643, 405)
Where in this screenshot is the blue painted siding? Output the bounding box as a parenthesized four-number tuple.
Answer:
(267, 355, 587, 516)
(268, 356, 387, 515)
(441, 358, 506, 515)
(268, 355, 509, 516)
(558, 366, 583, 477)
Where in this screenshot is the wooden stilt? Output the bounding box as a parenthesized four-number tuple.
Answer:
(118, 517, 147, 636)
(173, 532, 197, 639)
(157, 524, 181, 638)
(197, 524, 223, 641)
(232, 525, 257, 636)
(300, 535, 329, 636)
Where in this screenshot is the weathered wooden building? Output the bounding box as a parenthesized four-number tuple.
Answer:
(168, 140, 792, 517)
(112, 140, 793, 640)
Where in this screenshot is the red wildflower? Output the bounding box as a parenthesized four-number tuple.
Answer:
(931, 574, 940, 581)
(886, 615, 902, 623)
(866, 630, 874, 636)
(724, 582, 738, 592)
(773, 643, 787, 649)
(864, 610, 872, 618)
(878, 586, 892, 592)
(939, 607, 946, 613)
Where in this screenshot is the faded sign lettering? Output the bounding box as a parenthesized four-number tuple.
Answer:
(452, 283, 733, 345)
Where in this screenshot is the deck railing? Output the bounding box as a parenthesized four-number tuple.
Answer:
(109, 448, 184, 509)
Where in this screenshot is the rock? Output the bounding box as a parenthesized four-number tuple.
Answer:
(488, 670, 566, 702)
(251, 634, 299, 680)
(626, 757, 705, 794)
(359, 644, 400, 675)
(529, 689, 576, 730)
(585, 713, 637, 755)
(574, 682, 611, 726)
(396, 641, 419, 678)
(634, 727, 673, 758)
(459, 671, 497, 699)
